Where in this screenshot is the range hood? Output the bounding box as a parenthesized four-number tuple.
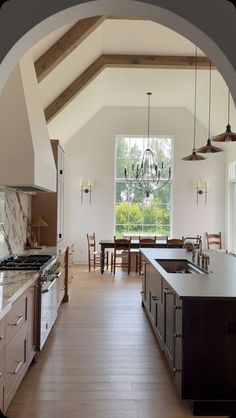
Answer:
(0, 55, 56, 193)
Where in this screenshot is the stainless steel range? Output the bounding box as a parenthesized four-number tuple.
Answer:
(0, 254, 60, 350)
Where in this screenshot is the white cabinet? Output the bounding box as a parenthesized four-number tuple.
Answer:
(4, 279, 38, 411)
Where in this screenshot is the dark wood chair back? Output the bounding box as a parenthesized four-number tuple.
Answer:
(139, 236, 156, 247)
(166, 237, 184, 248)
(111, 237, 131, 274)
(206, 232, 222, 249)
(138, 236, 156, 274)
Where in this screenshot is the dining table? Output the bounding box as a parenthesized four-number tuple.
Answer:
(99, 239, 169, 273)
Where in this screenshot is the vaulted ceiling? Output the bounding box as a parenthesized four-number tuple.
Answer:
(28, 17, 235, 144)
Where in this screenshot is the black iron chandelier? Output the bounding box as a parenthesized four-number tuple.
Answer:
(124, 92, 171, 198)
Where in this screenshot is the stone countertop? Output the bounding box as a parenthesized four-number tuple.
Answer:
(0, 244, 73, 320)
(0, 270, 38, 321)
(141, 248, 236, 299)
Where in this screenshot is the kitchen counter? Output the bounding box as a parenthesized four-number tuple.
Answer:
(141, 248, 236, 298)
(0, 244, 72, 321)
(0, 270, 38, 320)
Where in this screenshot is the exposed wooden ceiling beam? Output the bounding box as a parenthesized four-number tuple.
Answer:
(45, 54, 213, 123)
(35, 16, 106, 82)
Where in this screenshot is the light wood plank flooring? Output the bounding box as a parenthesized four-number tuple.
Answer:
(7, 266, 224, 418)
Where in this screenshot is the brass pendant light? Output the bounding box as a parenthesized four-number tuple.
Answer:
(211, 89, 236, 142)
(196, 60, 222, 154)
(182, 46, 205, 161)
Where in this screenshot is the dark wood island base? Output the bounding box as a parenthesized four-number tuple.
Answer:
(141, 248, 236, 416)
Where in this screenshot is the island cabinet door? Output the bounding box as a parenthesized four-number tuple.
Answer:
(173, 296, 183, 396)
(0, 344, 4, 412)
(149, 266, 163, 347)
(163, 281, 175, 369)
(142, 259, 150, 308)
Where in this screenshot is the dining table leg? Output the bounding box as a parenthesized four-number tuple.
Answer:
(100, 244, 105, 274)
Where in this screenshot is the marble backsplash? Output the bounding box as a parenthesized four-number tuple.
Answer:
(0, 189, 31, 256)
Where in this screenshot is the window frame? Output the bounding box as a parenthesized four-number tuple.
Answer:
(114, 134, 173, 237)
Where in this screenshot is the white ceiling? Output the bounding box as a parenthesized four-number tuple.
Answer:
(29, 19, 236, 144)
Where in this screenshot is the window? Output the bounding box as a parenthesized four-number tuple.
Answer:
(115, 136, 172, 238)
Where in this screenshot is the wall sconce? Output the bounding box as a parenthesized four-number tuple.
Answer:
(80, 179, 94, 204)
(195, 180, 208, 205)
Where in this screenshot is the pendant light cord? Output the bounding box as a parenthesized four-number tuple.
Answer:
(193, 46, 198, 150)
(228, 88, 230, 125)
(208, 60, 212, 138)
(147, 92, 151, 147)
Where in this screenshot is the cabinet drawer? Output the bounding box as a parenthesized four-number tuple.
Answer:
(5, 322, 27, 395)
(6, 292, 27, 343)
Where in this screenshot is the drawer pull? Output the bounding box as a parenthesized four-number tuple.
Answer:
(152, 296, 158, 300)
(164, 288, 172, 295)
(0, 372, 2, 378)
(10, 359, 23, 375)
(174, 333, 182, 338)
(10, 314, 24, 326)
(174, 305, 182, 310)
(0, 335, 4, 341)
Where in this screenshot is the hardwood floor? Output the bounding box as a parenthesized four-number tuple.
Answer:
(7, 266, 224, 418)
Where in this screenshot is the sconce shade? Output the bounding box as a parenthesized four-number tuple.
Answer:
(31, 216, 48, 227)
(211, 90, 236, 142)
(211, 124, 236, 142)
(196, 138, 223, 153)
(182, 149, 205, 161)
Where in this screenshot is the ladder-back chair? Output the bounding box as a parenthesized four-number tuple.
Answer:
(111, 237, 131, 275)
(138, 236, 156, 274)
(166, 237, 184, 248)
(206, 232, 222, 250)
(87, 233, 109, 271)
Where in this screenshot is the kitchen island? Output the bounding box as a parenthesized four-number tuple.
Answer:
(141, 248, 236, 416)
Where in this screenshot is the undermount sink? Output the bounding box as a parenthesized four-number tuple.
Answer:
(155, 259, 205, 274)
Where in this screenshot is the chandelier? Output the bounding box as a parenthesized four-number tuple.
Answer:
(124, 92, 171, 198)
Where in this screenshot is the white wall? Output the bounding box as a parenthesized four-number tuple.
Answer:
(64, 106, 225, 263)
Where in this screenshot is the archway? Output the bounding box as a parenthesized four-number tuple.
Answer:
(0, 0, 235, 104)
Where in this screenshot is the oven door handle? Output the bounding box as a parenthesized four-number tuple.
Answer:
(55, 271, 62, 278)
(42, 278, 57, 293)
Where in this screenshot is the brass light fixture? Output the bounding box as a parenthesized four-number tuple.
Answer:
(211, 89, 236, 142)
(196, 60, 222, 154)
(182, 46, 205, 161)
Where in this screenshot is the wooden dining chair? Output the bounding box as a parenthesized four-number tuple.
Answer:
(206, 232, 222, 249)
(138, 236, 156, 274)
(166, 237, 184, 248)
(111, 237, 131, 275)
(86, 233, 109, 271)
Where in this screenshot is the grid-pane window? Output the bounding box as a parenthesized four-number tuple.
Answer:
(115, 136, 172, 238)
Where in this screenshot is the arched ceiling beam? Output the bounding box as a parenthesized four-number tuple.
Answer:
(44, 54, 212, 123)
(35, 15, 106, 82)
